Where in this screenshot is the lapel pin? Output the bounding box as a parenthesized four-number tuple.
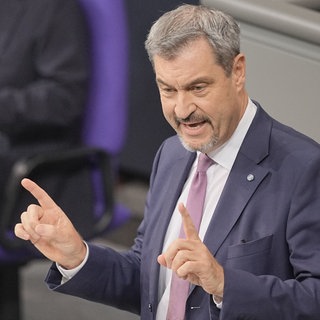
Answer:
(247, 173, 255, 181)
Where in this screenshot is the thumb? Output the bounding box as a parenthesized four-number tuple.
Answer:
(157, 254, 167, 267)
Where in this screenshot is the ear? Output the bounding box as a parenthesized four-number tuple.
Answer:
(232, 53, 246, 90)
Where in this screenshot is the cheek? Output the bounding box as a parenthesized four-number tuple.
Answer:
(161, 99, 174, 120)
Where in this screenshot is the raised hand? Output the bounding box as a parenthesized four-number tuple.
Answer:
(158, 203, 224, 298)
(14, 178, 86, 269)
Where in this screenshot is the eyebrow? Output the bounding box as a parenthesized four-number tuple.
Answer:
(156, 77, 214, 90)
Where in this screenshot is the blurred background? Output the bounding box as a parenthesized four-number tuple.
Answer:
(0, 0, 319, 319)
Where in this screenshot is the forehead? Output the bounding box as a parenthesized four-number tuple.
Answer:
(153, 38, 220, 85)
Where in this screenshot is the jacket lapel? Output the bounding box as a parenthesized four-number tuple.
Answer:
(204, 104, 273, 255)
(150, 150, 196, 248)
(203, 154, 270, 254)
(148, 150, 196, 305)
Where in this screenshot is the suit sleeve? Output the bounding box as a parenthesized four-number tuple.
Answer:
(45, 242, 141, 314)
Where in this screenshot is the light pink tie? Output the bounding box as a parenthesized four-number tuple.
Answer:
(166, 153, 214, 320)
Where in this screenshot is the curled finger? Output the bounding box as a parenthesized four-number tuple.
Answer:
(171, 248, 189, 274)
(20, 208, 42, 242)
(14, 223, 30, 241)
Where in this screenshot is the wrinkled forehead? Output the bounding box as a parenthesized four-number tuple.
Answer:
(153, 39, 223, 88)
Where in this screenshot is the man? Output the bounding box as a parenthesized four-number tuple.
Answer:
(14, 4, 320, 320)
(0, 0, 89, 203)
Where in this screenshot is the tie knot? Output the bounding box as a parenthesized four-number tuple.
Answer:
(197, 153, 214, 172)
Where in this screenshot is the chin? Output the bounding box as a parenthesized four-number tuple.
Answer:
(179, 135, 218, 153)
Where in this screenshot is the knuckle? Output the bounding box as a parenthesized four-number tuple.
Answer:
(20, 211, 28, 222)
(27, 204, 38, 212)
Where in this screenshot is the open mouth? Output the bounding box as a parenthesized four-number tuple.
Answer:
(179, 120, 209, 137)
(175, 114, 210, 135)
(185, 121, 206, 128)
(183, 120, 207, 129)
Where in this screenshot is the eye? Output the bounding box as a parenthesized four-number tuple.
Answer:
(191, 85, 205, 92)
(163, 87, 175, 93)
(189, 84, 209, 96)
(159, 86, 176, 97)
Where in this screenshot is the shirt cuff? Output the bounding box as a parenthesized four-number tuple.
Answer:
(56, 242, 89, 284)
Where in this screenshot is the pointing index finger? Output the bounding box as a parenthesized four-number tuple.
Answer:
(178, 202, 201, 241)
(21, 178, 58, 210)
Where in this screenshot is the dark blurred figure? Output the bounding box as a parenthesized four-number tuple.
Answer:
(0, 0, 89, 196)
(0, 0, 89, 318)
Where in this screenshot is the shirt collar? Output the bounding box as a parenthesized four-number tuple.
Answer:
(207, 99, 257, 170)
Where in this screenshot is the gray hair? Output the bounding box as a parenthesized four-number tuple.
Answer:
(145, 4, 240, 76)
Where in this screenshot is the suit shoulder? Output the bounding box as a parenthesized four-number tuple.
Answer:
(272, 119, 320, 154)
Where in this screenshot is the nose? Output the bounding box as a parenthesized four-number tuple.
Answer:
(174, 91, 196, 120)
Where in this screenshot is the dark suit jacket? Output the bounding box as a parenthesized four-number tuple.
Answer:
(0, 0, 89, 161)
(46, 103, 320, 320)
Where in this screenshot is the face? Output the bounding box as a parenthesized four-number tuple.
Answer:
(154, 37, 248, 153)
